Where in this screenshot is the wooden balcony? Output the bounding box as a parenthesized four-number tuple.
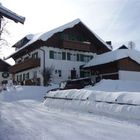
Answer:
(10, 58, 40, 73)
(62, 40, 91, 52)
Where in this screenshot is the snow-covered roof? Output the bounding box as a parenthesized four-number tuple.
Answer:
(84, 49, 140, 68)
(0, 3, 25, 24)
(7, 19, 111, 59)
(23, 18, 111, 50)
(25, 34, 34, 40)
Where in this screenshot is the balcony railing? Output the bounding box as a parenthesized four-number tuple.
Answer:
(62, 40, 91, 52)
(10, 58, 40, 73)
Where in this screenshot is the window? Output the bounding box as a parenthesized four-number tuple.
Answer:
(33, 71, 37, 79)
(54, 52, 57, 59)
(58, 70, 62, 77)
(67, 52, 71, 60)
(60, 33, 64, 39)
(32, 52, 38, 59)
(77, 54, 80, 61)
(19, 74, 22, 81)
(72, 54, 76, 61)
(26, 73, 29, 80)
(57, 52, 62, 60)
(63, 34, 69, 40)
(83, 56, 90, 62)
(17, 75, 19, 81)
(62, 52, 66, 60)
(78, 36, 85, 42)
(80, 54, 84, 62)
(49, 50, 54, 59)
(23, 73, 26, 81)
(55, 70, 57, 74)
(90, 55, 93, 60)
(84, 55, 94, 62)
(69, 34, 77, 41)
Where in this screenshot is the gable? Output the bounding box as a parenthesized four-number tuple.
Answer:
(45, 22, 111, 54)
(118, 57, 140, 72)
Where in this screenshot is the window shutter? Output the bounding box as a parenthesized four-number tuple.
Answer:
(77, 54, 80, 61)
(62, 52, 66, 60)
(67, 52, 71, 60)
(80, 54, 84, 62)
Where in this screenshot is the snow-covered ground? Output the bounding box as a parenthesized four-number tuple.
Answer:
(0, 80, 140, 140)
(0, 100, 140, 140)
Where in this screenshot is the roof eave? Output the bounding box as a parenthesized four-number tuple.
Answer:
(0, 4, 25, 24)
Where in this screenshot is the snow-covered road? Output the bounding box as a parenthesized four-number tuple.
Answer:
(0, 100, 140, 140)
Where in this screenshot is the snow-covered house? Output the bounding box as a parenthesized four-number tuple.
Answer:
(0, 59, 11, 84)
(84, 48, 140, 82)
(7, 19, 111, 85)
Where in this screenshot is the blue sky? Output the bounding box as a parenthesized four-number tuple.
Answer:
(0, 0, 140, 61)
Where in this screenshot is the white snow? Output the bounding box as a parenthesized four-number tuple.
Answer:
(44, 80, 140, 122)
(1, 100, 140, 140)
(0, 84, 58, 102)
(0, 80, 140, 140)
(25, 34, 34, 40)
(84, 49, 140, 68)
(87, 79, 140, 92)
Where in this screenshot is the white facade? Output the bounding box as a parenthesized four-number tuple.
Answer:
(14, 46, 95, 85)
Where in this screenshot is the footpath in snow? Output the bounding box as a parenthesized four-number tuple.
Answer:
(0, 100, 140, 140)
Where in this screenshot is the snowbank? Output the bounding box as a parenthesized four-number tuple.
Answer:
(86, 79, 140, 92)
(0, 84, 58, 102)
(44, 80, 140, 122)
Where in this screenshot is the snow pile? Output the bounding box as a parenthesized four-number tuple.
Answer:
(44, 80, 140, 122)
(87, 79, 140, 92)
(0, 84, 58, 102)
(46, 89, 92, 100)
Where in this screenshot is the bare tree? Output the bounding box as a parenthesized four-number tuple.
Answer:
(41, 65, 55, 86)
(128, 41, 136, 50)
(0, 18, 9, 55)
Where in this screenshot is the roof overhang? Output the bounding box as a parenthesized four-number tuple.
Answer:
(0, 4, 25, 24)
